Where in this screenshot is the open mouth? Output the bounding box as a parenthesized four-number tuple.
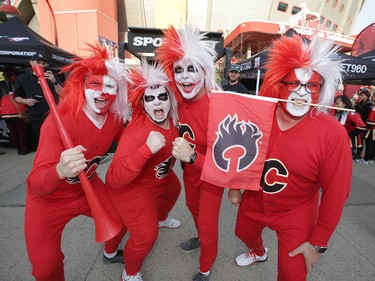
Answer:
(95, 98, 108, 108)
(154, 108, 165, 119)
(181, 82, 194, 93)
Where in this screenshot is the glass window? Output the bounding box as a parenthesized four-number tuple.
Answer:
(292, 6, 301, 14)
(278, 2, 288, 12)
(320, 16, 325, 24)
(332, 24, 338, 31)
(326, 20, 332, 29)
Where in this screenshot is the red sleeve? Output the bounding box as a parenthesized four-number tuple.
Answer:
(106, 125, 153, 189)
(26, 116, 65, 196)
(310, 127, 352, 246)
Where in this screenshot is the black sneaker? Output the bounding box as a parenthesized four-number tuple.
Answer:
(103, 250, 124, 264)
(179, 237, 200, 253)
(192, 272, 211, 281)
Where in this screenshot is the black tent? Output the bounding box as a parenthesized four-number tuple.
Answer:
(339, 52, 375, 84)
(239, 49, 267, 80)
(360, 49, 375, 61)
(0, 17, 75, 72)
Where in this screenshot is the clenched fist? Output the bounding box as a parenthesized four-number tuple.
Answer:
(172, 137, 195, 162)
(56, 145, 88, 179)
(146, 131, 166, 154)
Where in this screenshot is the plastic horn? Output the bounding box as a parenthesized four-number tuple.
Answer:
(32, 64, 122, 242)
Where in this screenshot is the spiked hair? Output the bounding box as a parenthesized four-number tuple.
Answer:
(129, 59, 178, 126)
(58, 43, 131, 120)
(259, 34, 342, 113)
(155, 24, 219, 103)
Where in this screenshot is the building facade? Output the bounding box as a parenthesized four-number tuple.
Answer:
(8, 0, 366, 57)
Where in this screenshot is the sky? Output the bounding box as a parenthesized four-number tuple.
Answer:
(352, 0, 375, 34)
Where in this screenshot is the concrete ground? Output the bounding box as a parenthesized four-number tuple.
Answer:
(0, 147, 374, 281)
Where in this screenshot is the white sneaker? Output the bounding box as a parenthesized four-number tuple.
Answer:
(121, 270, 143, 281)
(355, 158, 369, 164)
(235, 248, 268, 267)
(158, 217, 181, 229)
(368, 160, 374, 165)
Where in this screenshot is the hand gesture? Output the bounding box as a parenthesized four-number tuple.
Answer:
(289, 242, 322, 273)
(25, 98, 39, 106)
(56, 145, 88, 179)
(172, 137, 195, 162)
(44, 70, 57, 84)
(228, 189, 242, 207)
(146, 131, 166, 154)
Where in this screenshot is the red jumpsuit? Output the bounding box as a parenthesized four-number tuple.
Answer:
(25, 110, 125, 281)
(178, 94, 225, 272)
(235, 112, 352, 281)
(106, 115, 181, 276)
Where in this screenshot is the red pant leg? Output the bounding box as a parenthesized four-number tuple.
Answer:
(271, 200, 318, 281)
(235, 191, 265, 250)
(109, 185, 160, 275)
(24, 193, 87, 281)
(157, 172, 181, 221)
(197, 182, 224, 272)
(184, 177, 201, 229)
(29, 249, 65, 281)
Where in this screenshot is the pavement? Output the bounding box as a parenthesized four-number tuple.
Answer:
(0, 146, 374, 281)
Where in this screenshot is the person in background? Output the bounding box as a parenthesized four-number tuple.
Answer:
(353, 89, 373, 162)
(363, 94, 375, 164)
(333, 95, 366, 157)
(222, 64, 248, 94)
(229, 35, 352, 281)
(156, 25, 223, 281)
(0, 71, 29, 155)
(106, 60, 181, 281)
(14, 53, 62, 149)
(24, 44, 130, 281)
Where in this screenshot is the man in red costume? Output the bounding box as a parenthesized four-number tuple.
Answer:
(24, 44, 130, 281)
(156, 25, 223, 281)
(229, 35, 352, 281)
(106, 60, 181, 281)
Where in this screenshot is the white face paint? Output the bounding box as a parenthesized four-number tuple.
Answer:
(143, 85, 171, 125)
(84, 74, 117, 114)
(280, 68, 321, 117)
(173, 58, 205, 100)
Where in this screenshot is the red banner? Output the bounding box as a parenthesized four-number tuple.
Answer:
(201, 91, 277, 190)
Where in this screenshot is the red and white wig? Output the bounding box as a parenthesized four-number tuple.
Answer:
(259, 34, 342, 114)
(129, 59, 178, 126)
(155, 25, 219, 103)
(58, 43, 131, 120)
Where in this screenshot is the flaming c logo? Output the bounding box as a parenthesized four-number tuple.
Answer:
(155, 156, 176, 179)
(177, 122, 196, 149)
(213, 114, 262, 172)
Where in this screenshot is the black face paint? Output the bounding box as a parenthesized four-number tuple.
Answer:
(144, 92, 169, 102)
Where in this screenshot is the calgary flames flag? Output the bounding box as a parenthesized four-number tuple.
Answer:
(201, 91, 277, 190)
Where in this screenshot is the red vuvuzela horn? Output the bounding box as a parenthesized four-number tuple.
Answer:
(32, 64, 122, 242)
